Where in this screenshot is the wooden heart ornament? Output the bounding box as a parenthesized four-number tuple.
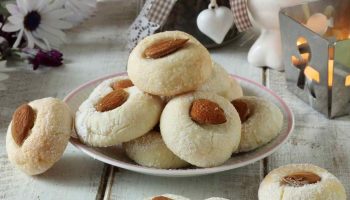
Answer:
(197, 5, 234, 44)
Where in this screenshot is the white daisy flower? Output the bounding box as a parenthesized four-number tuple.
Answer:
(2, 0, 73, 50)
(64, 0, 97, 25)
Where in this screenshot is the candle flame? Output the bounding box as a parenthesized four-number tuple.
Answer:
(328, 47, 334, 87)
(304, 66, 320, 83)
(346, 75, 350, 86)
(328, 60, 334, 87)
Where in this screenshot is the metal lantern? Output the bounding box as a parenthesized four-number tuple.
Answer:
(280, 0, 350, 118)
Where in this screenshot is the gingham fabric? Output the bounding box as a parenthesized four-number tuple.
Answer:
(229, 0, 252, 32)
(146, 0, 177, 24)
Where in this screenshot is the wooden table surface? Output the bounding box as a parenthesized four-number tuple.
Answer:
(0, 0, 349, 199)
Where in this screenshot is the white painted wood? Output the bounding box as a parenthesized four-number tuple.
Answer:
(110, 165, 261, 200)
(266, 69, 350, 198)
(0, 0, 137, 199)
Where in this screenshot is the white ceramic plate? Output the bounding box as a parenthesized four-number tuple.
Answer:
(64, 72, 294, 177)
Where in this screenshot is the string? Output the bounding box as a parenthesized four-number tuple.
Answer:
(209, 0, 218, 9)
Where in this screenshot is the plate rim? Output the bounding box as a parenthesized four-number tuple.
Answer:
(64, 72, 294, 177)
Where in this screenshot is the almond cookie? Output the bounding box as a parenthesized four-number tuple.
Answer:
(123, 130, 189, 169)
(259, 164, 346, 200)
(145, 194, 190, 200)
(160, 92, 241, 168)
(198, 62, 243, 101)
(75, 76, 163, 147)
(6, 97, 73, 175)
(128, 31, 212, 96)
(232, 96, 283, 153)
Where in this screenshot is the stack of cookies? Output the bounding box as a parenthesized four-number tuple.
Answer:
(74, 31, 284, 169)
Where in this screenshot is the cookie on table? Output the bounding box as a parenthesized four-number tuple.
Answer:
(259, 164, 346, 200)
(123, 130, 189, 169)
(145, 194, 190, 200)
(6, 97, 73, 175)
(160, 92, 241, 168)
(128, 31, 212, 96)
(232, 96, 283, 153)
(75, 76, 163, 147)
(198, 62, 243, 101)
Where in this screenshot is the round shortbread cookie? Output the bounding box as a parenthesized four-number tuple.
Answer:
(145, 194, 190, 200)
(259, 164, 346, 200)
(198, 62, 243, 101)
(6, 97, 73, 175)
(233, 96, 283, 153)
(75, 76, 163, 147)
(128, 31, 212, 96)
(123, 130, 189, 169)
(160, 92, 241, 168)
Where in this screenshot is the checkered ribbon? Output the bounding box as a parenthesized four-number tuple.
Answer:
(229, 0, 252, 32)
(146, 0, 177, 24)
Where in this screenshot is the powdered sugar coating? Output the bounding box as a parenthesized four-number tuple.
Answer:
(128, 31, 212, 96)
(258, 164, 347, 200)
(198, 63, 243, 101)
(160, 92, 241, 168)
(6, 97, 73, 175)
(75, 76, 163, 147)
(235, 96, 283, 153)
(123, 131, 189, 169)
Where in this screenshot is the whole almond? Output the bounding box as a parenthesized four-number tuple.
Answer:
(95, 89, 128, 112)
(282, 172, 321, 187)
(231, 99, 251, 123)
(190, 99, 227, 125)
(11, 104, 35, 146)
(152, 196, 172, 200)
(144, 38, 189, 59)
(112, 79, 134, 90)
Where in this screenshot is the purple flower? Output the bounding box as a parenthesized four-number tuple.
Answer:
(28, 49, 63, 70)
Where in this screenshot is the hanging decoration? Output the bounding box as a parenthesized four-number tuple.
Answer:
(196, 0, 234, 44)
(127, 0, 252, 50)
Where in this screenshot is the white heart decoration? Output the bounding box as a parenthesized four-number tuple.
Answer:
(196, 6, 234, 44)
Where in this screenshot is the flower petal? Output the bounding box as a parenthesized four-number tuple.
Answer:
(33, 32, 54, 50)
(24, 30, 35, 48)
(16, 0, 28, 13)
(43, 0, 65, 13)
(43, 8, 72, 19)
(25, 30, 49, 50)
(2, 23, 21, 32)
(13, 29, 24, 48)
(36, 0, 47, 12)
(36, 28, 63, 47)
(8, 15, 23, 25)
(6, 4, 21, 16)
(39, 24, 66, 40)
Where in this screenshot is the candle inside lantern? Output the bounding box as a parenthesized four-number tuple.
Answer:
(328, 47, 334, 87)
(304, 66, 320, 83)
(293, 37, 320, 84)
(346, 75, 350, 86)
